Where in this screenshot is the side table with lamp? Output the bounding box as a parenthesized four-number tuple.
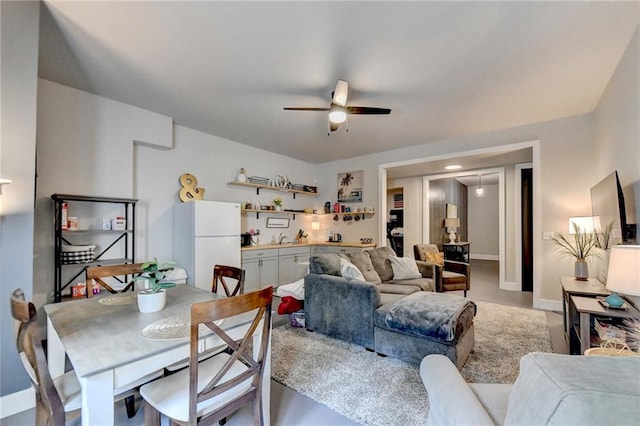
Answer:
(571, 245, 640, 355)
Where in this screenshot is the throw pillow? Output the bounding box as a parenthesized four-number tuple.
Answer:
(425, 252, 445, 266)
(347, 252, 382, 284)
(389, 256, 422, 280)
(368, 246, 396, 282)
(340, 258, 366, 281)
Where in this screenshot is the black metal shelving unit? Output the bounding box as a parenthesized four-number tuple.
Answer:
(51, 194, 138, 302)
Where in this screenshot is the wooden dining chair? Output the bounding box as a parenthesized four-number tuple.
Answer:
(140, 286, 274, 426)
(85, 262, 144, 297)
(212, 264, 246, 297)
(10, 288, 158, 422)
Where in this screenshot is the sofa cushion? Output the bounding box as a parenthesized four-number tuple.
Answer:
(381, 292, 476, 342)
(368, 246, 396, 282)
(377, 283, 422, 295)
(443, 270, 466, 284)
(389, 256, 422, 279)
(505, 352, 640, 425)
(385, 277, 434, 292)
(415, 244, 440, 261)
(341, 258, 366, 281)
(309, 254, 343, 276)
(347, 252, 382, 284)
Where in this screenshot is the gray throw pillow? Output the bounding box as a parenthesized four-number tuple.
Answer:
(347, 252, 382, 284)
(309, 254, 343, 276)
(368, 246, 396, 282)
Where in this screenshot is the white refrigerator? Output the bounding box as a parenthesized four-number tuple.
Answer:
(173, 200, 241, 290)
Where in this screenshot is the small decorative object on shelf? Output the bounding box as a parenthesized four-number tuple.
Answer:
(178, 173, 205, 202)
(134, 258, 176, 313)
(236, 168, 247, 183)
(273, 197, 283, 212)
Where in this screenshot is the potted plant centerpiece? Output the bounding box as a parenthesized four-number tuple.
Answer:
(551, 222, 597, 281)
(134, 258, 176, 313)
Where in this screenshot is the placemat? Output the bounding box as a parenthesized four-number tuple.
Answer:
(97, 292, 138, 305)
(141, 314, 224, 340)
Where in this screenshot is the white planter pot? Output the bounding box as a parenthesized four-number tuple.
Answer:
(574, 259, 589, 281)
(137, 289, 166, 313)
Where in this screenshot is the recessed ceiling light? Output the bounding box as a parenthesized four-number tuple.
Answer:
(445, 165, 462, 170)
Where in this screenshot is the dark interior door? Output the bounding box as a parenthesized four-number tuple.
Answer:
(521, 168, 533, 292)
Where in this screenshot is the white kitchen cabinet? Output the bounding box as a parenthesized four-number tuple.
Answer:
(241, 249, 279, 291)
(278, 246, 311, 285)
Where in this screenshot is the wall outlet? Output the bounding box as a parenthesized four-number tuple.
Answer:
(543, 231, 554, 240)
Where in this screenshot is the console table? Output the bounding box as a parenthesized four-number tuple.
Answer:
(442, 242, 470, 263)
(571, 295, 640, 355)
(560, 276, 609, 346)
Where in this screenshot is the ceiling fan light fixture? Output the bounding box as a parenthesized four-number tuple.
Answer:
(328, 105, 347, 124)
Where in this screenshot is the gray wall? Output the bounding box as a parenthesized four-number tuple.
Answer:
(468, 183, 499, 258)
(429, 178, 468, 247)
(0, 0, 39, 396)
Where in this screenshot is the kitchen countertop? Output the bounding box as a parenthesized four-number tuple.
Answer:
(241, 242, 377, 251)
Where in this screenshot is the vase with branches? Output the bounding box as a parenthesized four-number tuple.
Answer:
(551, 222, 597, 281)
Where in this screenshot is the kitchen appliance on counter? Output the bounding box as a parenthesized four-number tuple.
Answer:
(333, 233, 342, 242)
(174, 200, 241, 290)
(241, 232, 252, 247)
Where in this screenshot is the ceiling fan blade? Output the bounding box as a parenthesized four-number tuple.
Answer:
(332, 80, 349, 107)
(284, 107, 330, 111)
(346, 106, 391, 115)
(329, 121, 339, 132)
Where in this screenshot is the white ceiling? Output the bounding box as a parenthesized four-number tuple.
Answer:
(38, 1, 639, 164)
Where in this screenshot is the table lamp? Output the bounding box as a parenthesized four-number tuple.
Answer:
(444, 218, 460, 244)
(311, 221, 320, 242)
(605, 245, 640, 308)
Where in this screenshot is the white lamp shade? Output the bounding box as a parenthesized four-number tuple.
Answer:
(444, 218, 460, 228)
(311, 221, 320, 231)
(568, 216, 594, 234)
(475, 186, 485, 197)
(606, 245, 640, 296)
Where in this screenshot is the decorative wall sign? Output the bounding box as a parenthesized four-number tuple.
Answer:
(446, 203, 457, 219)
(337, 170, 363, 203)
(179, 173, 205, 202)
(266, 217, 290, 228)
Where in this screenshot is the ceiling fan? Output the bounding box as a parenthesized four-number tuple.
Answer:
(284, 80, 391, 133)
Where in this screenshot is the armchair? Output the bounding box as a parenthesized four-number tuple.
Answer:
(414, 244, 470, 296)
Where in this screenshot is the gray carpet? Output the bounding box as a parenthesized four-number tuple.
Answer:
(271, 301, 552, 426)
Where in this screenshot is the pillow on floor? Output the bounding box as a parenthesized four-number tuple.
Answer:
(340, 258, 366, 281)
(389, 256, 422, 280)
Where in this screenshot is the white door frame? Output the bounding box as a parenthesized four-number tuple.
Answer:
(378, 140, 542, 308)
(423, 167, 506, 289)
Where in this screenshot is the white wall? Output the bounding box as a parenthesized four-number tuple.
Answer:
(468, 183, 499, 259)
(593, 27, 640, 309)
(0, 0, 39, 402)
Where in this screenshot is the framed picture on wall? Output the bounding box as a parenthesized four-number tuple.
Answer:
(446, 203, 457, 219)
(266, 217, 290, 228)
(337, 170, 364, 203)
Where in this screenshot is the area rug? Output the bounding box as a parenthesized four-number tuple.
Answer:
(270, 301, 552, 426)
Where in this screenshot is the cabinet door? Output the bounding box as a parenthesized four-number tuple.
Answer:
(259, 256, 279, 289)
(241, 258, 261, 293)
(278, 253, 310, 285)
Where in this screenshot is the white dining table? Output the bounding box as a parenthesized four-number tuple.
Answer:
(44, 285, 271, 426)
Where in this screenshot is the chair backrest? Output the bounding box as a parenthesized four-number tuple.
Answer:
(11, 289, 66, 426)
(188, 286, 273, 424)
(414, 244, 440, 261)
(85, 263, 144, 296)
(211, 265, 246, 297)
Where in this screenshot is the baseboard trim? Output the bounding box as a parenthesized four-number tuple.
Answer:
(469, 254, 499, 261)
(0, 387, 34, 419)
(501, 281, 520, 291)
(534, 298, 562, 312)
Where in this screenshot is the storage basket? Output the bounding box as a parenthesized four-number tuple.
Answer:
(289, 310, 305, 328)
(61, 244, 96, 264)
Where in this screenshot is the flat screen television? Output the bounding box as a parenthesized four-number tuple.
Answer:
(590, 171, 630, 244)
